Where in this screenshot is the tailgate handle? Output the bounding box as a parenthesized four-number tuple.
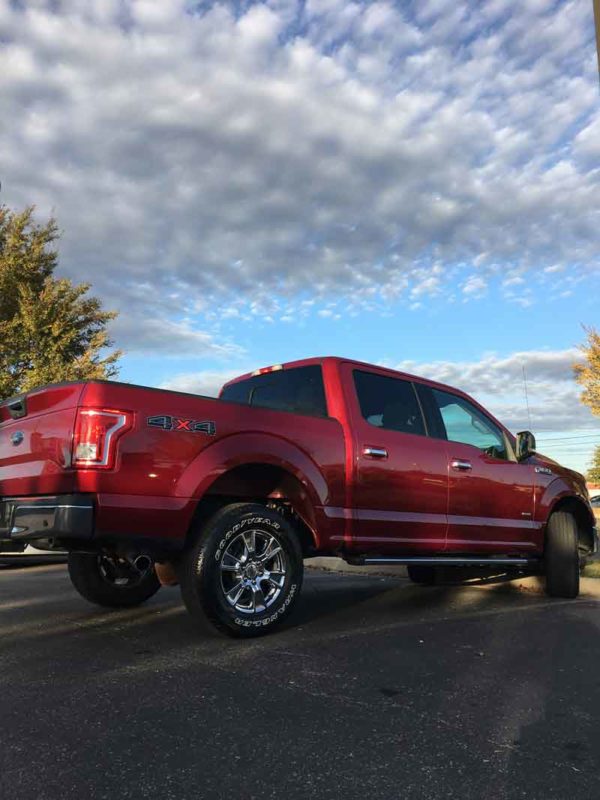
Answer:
(451, 459, 472, 471)
(7, 397, 27, 420)
(363, 446, 388, 459)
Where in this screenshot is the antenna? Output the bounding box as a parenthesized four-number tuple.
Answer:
(522, 365, 532, 429)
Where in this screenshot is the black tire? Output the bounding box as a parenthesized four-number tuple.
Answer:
(544, 511, 580, 599)
(406, 565, 437, 585)
(68, 553, 161, 608)
(179, 503, 304, 638)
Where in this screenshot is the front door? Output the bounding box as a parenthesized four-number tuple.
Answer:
(424, 386, 538, 554)
(345, 366, 449, 554)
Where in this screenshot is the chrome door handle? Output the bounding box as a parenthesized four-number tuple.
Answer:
(451, 459, 472, 471)
(363, 446, 388, 459)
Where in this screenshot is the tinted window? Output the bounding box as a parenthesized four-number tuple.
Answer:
(220, 365, 327, 417)
(414, 383, 447, 439)
(219, 380, 249, 404)
(432, 388, 508, 460)
(353, 370, 426, 436)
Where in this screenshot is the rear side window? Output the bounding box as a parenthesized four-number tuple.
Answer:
(218, 380, 248, 404)
(353, 370, 426, 436)
(220, 365, 328, 418)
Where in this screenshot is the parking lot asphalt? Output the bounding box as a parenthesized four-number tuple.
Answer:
(1, 562, 600, 800)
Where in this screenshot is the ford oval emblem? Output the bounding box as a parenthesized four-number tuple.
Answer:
(11, 431, 24, 446)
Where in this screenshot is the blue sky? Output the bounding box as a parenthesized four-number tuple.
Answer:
(1, 0, 599, 472)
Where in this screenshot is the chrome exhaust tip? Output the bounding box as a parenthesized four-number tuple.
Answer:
(131, 554, 152, 573)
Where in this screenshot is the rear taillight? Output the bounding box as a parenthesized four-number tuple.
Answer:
(72, 408, 133, 469)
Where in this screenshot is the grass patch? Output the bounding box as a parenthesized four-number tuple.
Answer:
(583, 562, 600, 579)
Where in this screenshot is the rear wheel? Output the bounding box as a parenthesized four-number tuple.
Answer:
(544, 511, 580, 599)
(68, 552, 161, 608)
(179, 503, 304, 637)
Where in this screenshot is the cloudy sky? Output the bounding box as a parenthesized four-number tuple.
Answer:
(1, 0, 599, 472)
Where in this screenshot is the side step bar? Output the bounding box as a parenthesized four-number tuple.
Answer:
(346, 556, 540, 568)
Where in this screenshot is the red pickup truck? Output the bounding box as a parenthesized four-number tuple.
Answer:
(0, 357, 597, 636)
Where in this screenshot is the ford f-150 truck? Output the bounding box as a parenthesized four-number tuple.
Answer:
(0, 357, 597, 637)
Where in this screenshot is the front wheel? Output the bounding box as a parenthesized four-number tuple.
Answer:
(179, 503, 304, 637)
(68, 552, 161, 608)
(544, 511, 580, 599)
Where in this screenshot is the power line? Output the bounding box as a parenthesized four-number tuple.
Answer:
(536, 448, 596, 454)
(537, 436, 600, 444)
(537, 441, 599, 446)
(534, 428, 600, 434)
(538, 443, 598, 450)
(537, 433, 600, 444)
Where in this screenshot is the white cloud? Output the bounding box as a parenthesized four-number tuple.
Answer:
(0, 0, 598, 352)
(462, 275, 487, 298)
(573, 112, 600, 167)
(113, 316, 244, 358)
(394, 348, 598, 435)
(160, 368, 246, 397)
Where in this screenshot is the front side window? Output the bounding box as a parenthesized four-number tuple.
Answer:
(220, 365, 328, 417)
(353, 370, 426, 436)
(432, 388, 508, 460)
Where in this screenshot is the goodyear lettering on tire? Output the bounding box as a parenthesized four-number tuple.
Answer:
(215, 515, 281, 563)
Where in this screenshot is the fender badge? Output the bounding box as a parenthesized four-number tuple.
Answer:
(147, 415, 216, 436)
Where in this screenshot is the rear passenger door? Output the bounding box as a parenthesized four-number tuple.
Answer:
(418, 386, 537, 554)
(346, 367, 449, 554)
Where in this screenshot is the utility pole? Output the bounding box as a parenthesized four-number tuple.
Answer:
(595, 0, 600, 83)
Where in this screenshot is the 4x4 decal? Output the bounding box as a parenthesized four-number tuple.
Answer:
(147, 415, 216, 436)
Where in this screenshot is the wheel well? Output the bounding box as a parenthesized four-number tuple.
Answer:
(550, 497, 595, 556)
(186, 463, 319, 557)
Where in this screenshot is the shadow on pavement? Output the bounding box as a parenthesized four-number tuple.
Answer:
(2, 564, 600, 799)
(0, 554, 67, 570)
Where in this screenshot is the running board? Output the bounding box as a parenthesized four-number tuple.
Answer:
(346, 556, 539, 568)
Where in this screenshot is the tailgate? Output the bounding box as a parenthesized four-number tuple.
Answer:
(0, 383, 85, 497)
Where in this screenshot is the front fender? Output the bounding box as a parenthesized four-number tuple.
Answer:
(537, 476, 595, 529)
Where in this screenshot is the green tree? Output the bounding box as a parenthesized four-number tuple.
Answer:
(588, 445, 600, 484)
(574, 327, 600, 418)
(0, 205, 121, 400)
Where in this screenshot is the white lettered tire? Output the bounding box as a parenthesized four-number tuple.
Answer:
(179, 503, 304, 637)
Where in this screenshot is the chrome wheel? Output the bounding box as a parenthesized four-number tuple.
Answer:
(220, 529, 287, 615)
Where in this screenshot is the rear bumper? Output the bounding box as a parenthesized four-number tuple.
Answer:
(0, 495, 94, 542)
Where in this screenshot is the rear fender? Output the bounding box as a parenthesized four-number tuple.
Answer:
(175, 432, 329, 539)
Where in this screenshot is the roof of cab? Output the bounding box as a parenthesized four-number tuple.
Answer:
(222, 355, 458, 396)
(219, 356, 510, 435)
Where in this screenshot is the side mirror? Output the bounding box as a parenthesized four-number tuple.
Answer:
(516, 430, 536, 461)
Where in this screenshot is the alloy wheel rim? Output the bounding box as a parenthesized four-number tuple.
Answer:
(220, 529, 287, 615)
